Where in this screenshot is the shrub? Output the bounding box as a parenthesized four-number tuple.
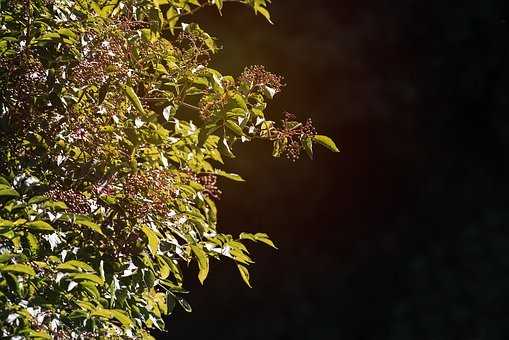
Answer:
(0, 0, 338, 338)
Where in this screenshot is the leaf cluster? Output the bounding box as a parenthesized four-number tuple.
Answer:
(0, 0, 338, 337)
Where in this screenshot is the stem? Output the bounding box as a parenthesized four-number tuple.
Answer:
(166, 0, 247, 22)
(179, 101, 201, 112)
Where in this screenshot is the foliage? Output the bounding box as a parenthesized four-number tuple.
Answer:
(0, 0, 338, 338)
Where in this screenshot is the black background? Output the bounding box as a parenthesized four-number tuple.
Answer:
(155, 0, 509, 339)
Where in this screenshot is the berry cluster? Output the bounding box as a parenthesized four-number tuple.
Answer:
(122, 169, 177, 219)
(276, 112, 317, 161)
(198, 174, 222, 199)
(48, 188, 90, 214)
(196, 73, 238, 121)
(198, 91, 230, 121)
(238, 65, 284, 94)
(0, 53, 47, 130)
(71, 33, 131, 87)
(117, 18, 150, 31)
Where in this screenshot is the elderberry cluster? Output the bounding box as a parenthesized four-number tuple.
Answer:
(122, 170, 177, 219)
(198, 92, 229, 121)
(276, 112, 317, 161)
(198, 174, 222, 199)
(71, 32, 131, 87)
(48, 188, 90, 214)
(238, 65, 285, 94)
(0, 53, 47, 130)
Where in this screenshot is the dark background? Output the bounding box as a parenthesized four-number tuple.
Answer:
(156, 1, 509, 339)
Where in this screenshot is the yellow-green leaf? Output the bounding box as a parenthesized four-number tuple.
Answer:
(214, 170, 245, 182)
(157, 256, 170, 279)
(225, 120, 244, 136)
(74, 216, 103, 235)
(0, 219, 14, 229)
(0, 188, 19, 198)
(0, 253, 14, 263)
(25, 232, 39, 253)
(190, 244, 209, 285)
(25, 220, 54, 232)
(166, 7, 179, 34)
(123, 85, 145, 114)
(80, 281, 100, 299)
(69, 273, 104, 285)
(141, 225, 160, 256)
(1, 263, 36, 276)
(312, 135, 340, 152)
(256, 6, 273, 24)
(57, 28, 76, 39)
(57, 260, 95, 272)
(303, 137, 313, 160)
(237, 264, 252, 288)
(92, 308, 132, 327)
(26, 330, 52, 340)
(254, 233, 278, 249)
(110, 309, 133, 327)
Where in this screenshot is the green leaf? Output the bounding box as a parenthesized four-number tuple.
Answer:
(232, 93, 248, 111)
(190, 244, 209, 284)
(256, 6, 273, 23)
(144, 269, 156, 288)
(237, 264, 252, 288)
(263, 86, 276, 98)
(0, 219, 14, 229)
(157, 256, 170, 279)
(80, 281, 100, 299)
(26, 330, 52, 340)
(57, 260, 95, 272)
(225, 120, 244, 136)
(28, 195, 47, 205)
(218, 137, 236, 158)
(312, 135, 340, 152)
(25, 220, 54, 232)
(239, 232, 256, 241)
(51, 201, 68, 210)
(0, 184, 12, 191)
(69, 273, 104, 285)
(123, 85, 145, 115)
(1, 263, 36, 276)
(214, 170, 245, 182)
(92, 308, 133, 327)
(0, 188, 19, 198)
(198, 124, 221, 147)
(166, 7, 179, 34)
(74, 216, 103, 235)
(0, 253, 15, 263)
(57, 28, 77, 39)
(25, 232, 39, 254)
(240, 232, 277, 249)
(111, 310, 133, 327)
(205, 196, 217, 224)
(176, 295, 192, 312)
(214, 0, 223, 11)
(0, 176, 10, 186)
(141, 225, 160, 256)
(254, 233, 278, 249)
(4, 272, 21, 295)
(163, 105, 174, 121)
(303, 137, 313, 160)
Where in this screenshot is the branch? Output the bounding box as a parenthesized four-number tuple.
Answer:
(166, 0, 247, 23)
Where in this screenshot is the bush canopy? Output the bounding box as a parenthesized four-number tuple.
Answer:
(0, 0, 338, 338)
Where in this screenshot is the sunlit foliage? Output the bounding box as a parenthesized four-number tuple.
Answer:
(0, 0, 338, 337)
